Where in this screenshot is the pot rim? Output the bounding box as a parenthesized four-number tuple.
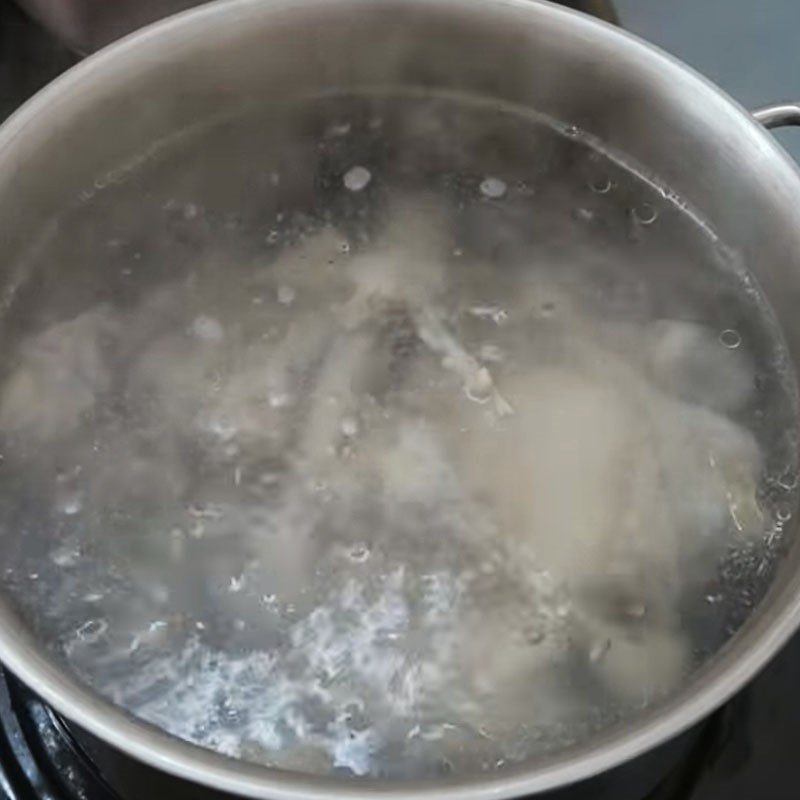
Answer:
(2, 1, 800, 798)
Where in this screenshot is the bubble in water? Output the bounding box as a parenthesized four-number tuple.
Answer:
(191, 315, 224, 343)
(58, 493, 83, 516)
(277, 285, 296, 306)
(57, 464, 82, 483)
(589, 639, 611, 663)
(266, 230, 280, 245)
(465, 368, 494, 404)
(564, 125, 580, 137)
(129, 620, 170, 653)
(633, 203, 658, 225)
(228, 574, 246, 593)
(208, 416, 238, 441)
(268, 391, 291, 409)
(468, 305, 508, 325)
(220, 696, 244, 724)
(479, 344, 504, 363)
(76, 618, 108, 644)
(338, 241, 351, 254)
(719, 329, 742, 349)
(260, 472, 281, 487)
(343, 166, 372, 192)
(328, 121, 352, 137)
(777, 505, 792, 523)
(480, 177, 507, 199)
(348, 543, 371, 563)
(573, 208, 595, 223)
(589, 177, 612, 194)
(51, 545, 80, 567)
(623, 600, 646, 619)
(340, 416, 359, 437)
(187, 504, 224, 520)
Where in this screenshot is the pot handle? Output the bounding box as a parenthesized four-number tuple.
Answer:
(752, 102, 800, 129)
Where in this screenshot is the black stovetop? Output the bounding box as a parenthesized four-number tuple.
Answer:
(1, 0, 800, 798)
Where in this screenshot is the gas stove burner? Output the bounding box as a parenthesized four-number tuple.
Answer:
(0, 670, 119, 800)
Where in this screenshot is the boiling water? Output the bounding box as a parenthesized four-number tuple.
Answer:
(0, 92, 797, 778)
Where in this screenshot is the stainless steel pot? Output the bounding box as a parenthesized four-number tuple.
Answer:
(1, 1, 800, 797)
